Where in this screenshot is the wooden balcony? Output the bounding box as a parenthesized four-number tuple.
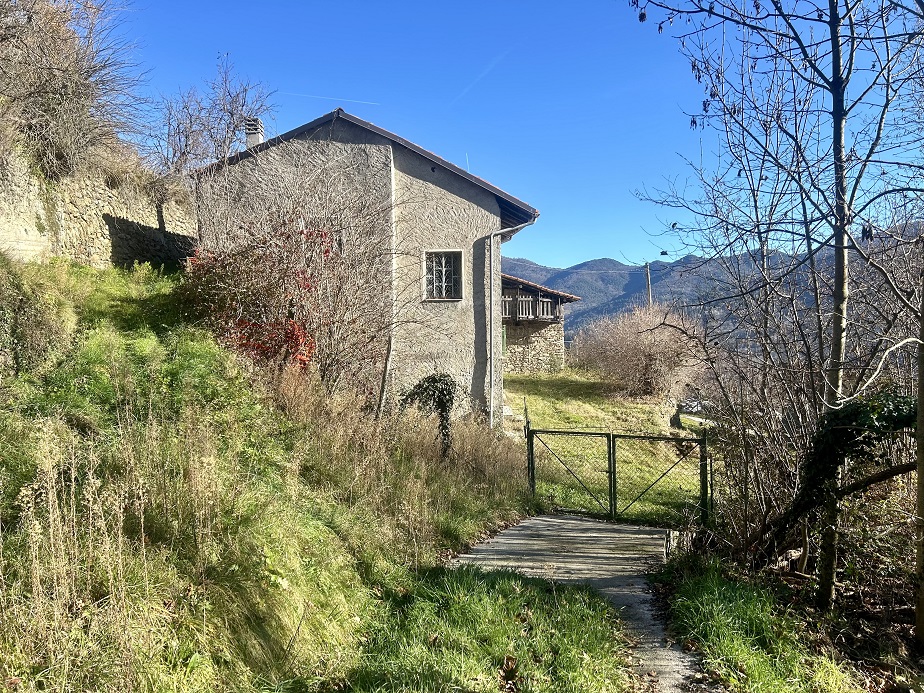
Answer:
(502, 295, 563, 322)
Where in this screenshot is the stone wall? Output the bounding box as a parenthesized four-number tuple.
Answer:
(0, 149, 197, 268)
(504, 321, 565, 374)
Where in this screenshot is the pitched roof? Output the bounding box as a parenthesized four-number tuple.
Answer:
(217, 108, 539, 230)
(501, 274, 581, 302)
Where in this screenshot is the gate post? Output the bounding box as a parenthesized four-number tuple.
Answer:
(527, 427, 536, 496)
(699, 436, 709, 526)
(607, 433, 616, 522)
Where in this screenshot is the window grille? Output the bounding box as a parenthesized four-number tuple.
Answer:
(425, 251, 462, 299)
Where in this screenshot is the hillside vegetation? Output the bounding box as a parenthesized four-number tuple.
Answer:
(0, 257, 635, 692)
(507, 371, 866, 692)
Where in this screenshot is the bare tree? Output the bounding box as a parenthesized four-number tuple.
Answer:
(570, 304, 701, 398)
(189, 136, 434, 408)
(634, 0, 924, 609)
(0, 0, 142, 178)
(151, 54, 272, 175)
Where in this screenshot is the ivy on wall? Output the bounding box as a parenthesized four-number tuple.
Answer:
(401, 373, 457, 456)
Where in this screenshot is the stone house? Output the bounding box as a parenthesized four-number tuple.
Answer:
(501, 274, 580, 373)
(213, 108, 539, 420)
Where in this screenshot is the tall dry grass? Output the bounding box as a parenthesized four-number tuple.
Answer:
(2, 404, 371, 691)
(0, 257, 533, 691)
(2, 366, 528, 691)
(274, 365, 527, 570)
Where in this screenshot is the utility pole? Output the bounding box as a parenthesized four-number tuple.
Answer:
(645, 262, 653, 307)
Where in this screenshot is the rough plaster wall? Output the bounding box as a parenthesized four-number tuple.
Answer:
(390, 143, 503, 414)
(199, 119, 394, 248)
(197, 119, 396, 393)
(504, 321, 566, 374)
(0, 149, 196, 268)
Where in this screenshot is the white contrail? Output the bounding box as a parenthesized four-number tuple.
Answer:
(279, 91, 380, 106)
(450, 47, 515, 105)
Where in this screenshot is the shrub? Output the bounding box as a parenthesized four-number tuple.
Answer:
(0, 254, 75, 377)
(402, 373, 457, 455)
(187, 140, 394, 399)
(570, 304, 699, 398)
(0, 0, 141, 179)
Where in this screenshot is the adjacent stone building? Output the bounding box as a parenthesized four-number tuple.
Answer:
(501, 274, 580, 373)
(215, 109, 539, 418)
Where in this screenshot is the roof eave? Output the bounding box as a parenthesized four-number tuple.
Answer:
(501, 273, 581, 302)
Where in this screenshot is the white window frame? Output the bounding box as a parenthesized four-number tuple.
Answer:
(423, 249, 464, 301)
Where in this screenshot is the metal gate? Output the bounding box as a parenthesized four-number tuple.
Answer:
(525, 419, 711, 527)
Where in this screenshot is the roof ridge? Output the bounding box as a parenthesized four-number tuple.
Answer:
(207, 108, 538, 227)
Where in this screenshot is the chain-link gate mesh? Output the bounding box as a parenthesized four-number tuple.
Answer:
(612, 435, 704, 526)
(532, 432, 611, 517)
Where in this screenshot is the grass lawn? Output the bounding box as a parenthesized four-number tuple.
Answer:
(658, 558, 862, 693)
(505, 370, 707, 528)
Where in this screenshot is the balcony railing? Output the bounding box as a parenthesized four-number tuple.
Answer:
(501, 295, 562, 321)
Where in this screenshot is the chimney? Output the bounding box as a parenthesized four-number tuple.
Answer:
(244, 117, 264, 149)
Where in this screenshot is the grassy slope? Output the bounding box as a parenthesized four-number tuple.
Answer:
(0, 260, 635, 692)
(661, 559, 861, 693)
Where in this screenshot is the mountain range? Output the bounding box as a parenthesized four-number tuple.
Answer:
(501, 255, 716, 334)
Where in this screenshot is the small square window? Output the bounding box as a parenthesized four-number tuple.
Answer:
(425, 251, 463, 299)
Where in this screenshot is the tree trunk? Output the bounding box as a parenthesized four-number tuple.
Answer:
(376, 332, 394, 420)
(817, 0, 849, 609)
(816, 492, 839, 610)
(915, 269, 924, 645)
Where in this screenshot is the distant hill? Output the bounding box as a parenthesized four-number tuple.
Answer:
(502, 255, 718, 333)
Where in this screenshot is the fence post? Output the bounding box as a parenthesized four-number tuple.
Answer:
(527, 427, 536, 497)
(607, 433, 616, 522)
(699, 436, 709, 526)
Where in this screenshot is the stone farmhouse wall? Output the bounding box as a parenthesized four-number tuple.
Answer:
(390, 142, 503, 415)
(266, 116, 505, 414)
(504, 321, 566, 374)
(0, 149, 196, 268)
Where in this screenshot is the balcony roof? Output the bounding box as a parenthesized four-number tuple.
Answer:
(501, 274, 581, 303)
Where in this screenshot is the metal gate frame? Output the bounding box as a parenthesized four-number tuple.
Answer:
(526, 422, 711, 525)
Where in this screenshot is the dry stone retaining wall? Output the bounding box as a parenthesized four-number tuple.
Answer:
(504, 321, 565, 373)
(0, 150, 196, 268)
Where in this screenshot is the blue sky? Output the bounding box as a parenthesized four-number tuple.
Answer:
(125, 0, 708, 268)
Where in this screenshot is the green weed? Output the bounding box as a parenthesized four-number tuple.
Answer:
(348, 566, 632, 692)
(664, 557, 860, 693)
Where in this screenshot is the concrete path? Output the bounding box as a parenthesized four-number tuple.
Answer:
(455, 514, 701, 692)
